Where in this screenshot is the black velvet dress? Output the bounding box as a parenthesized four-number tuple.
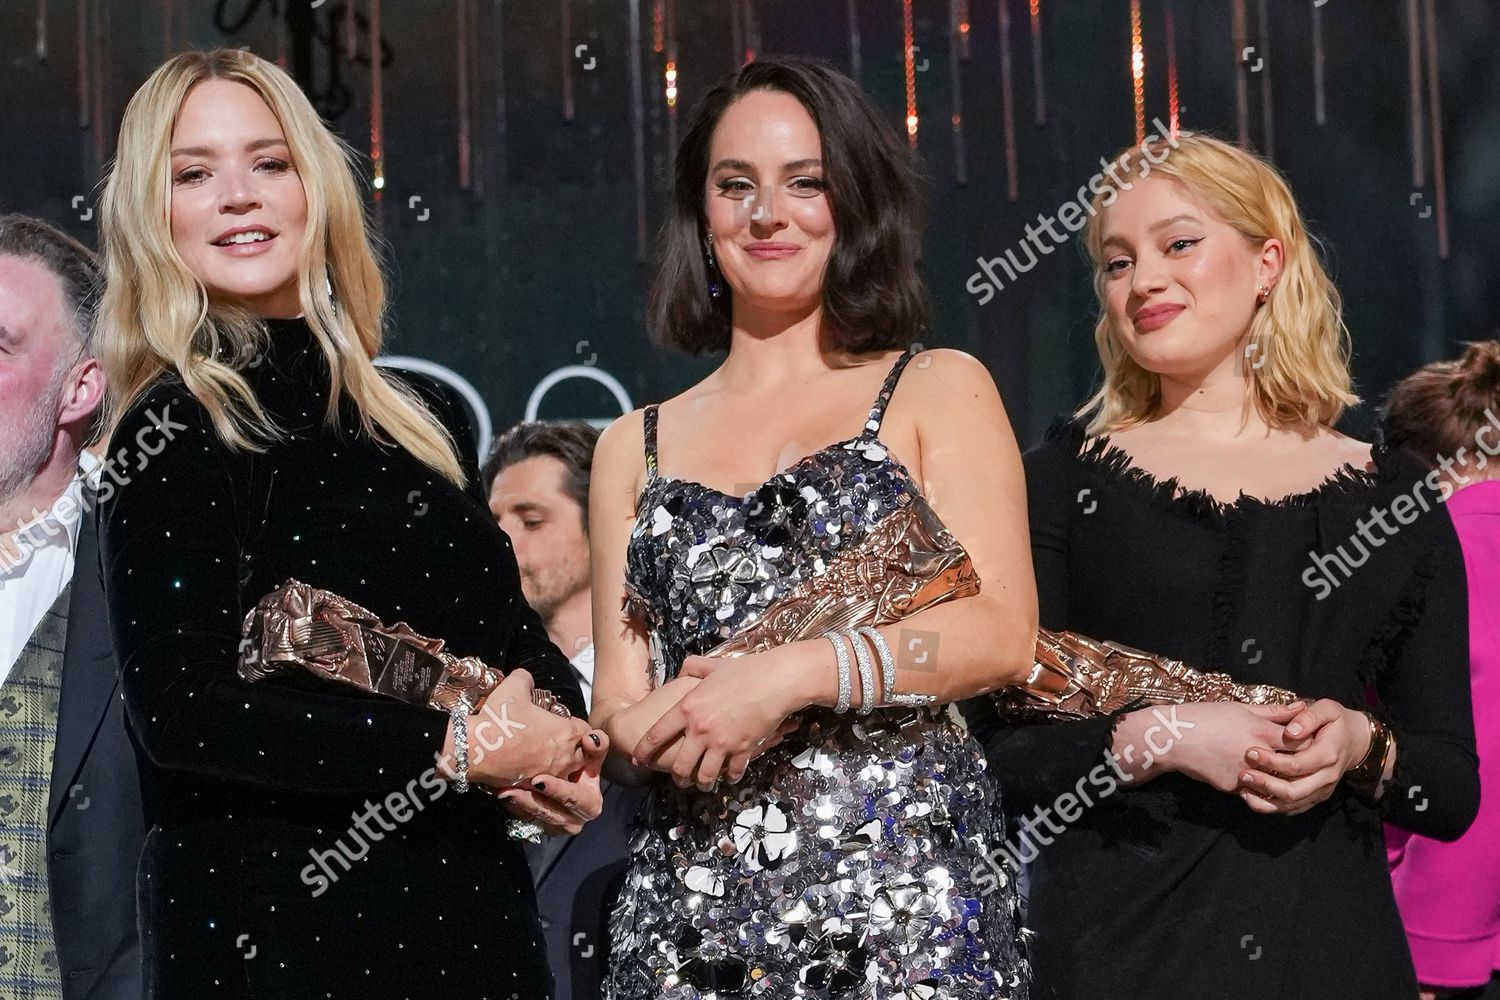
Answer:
(99, 318, 585, 1000)
(961, 418, 1479, 1000)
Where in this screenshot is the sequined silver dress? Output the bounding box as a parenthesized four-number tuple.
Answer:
(605, 348, 1028, 1000)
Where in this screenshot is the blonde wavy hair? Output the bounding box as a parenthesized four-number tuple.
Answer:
(99, 48, 463, 485)
(1079, 131, 1357, 435)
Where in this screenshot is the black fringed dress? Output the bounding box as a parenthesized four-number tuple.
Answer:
(962, 418, 1478, 1000)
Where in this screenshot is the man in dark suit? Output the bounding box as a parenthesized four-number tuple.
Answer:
(483, 421, 645, 1000)
(0, 215, 147, 999)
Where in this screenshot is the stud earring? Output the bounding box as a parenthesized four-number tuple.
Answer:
(704, 233, 723, 299)
(1256, 283, 1270, 304)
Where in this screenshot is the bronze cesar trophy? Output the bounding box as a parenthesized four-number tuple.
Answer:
(669, 493, 1301, 719)
(237, 580, 575, 842)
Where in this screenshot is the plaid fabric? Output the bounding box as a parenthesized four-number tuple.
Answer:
(0, 587, 65, 1000)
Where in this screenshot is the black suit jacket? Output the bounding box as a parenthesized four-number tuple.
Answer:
(47, 496, 148, 999)
(528, 781, 646, 1000)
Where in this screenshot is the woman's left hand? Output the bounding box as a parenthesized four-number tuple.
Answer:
(632, 647, 805, 790)
(1238, 698, 1372, 815)
(494, 729, 609, 836)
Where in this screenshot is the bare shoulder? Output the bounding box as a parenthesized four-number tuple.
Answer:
(596, 405, 647, 457)
(1313, 425, 1376, 471)
(887, 348, 1019, 483)
(900, 347, 1006, 413)
(906, 346, 993, 381)
(593, 407, 650, 500)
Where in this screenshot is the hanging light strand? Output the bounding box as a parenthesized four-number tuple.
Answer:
(1255, 0, 1273, 158)
(370, 0, 384, 203)
(1130, 0, 1145, 145)
(1231, 0, 1249, 146)
(847, 0, 862, 82)
(1311, 0, 1327, 125)
(902, 0, 918, 149)
(949, 0, 967, 184)
(1029, 0, 1045, 124)
(1422, 0, 1449, 259)
(458, 0, 473, 188)
(997, 0, 1018, 201)
(1406, 0, 1424, 189)
(1166, 0, 1180, 135)
(664, 0, 678, 161)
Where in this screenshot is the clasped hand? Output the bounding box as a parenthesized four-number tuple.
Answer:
(1236, 698, 1373, 815)
(455, 668, 610, 835)
(630, 646, 805, 791)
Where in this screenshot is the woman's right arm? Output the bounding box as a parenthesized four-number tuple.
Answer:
(959, 437, 1126, 816)
(102, 384, 454, 797)
(587, 409, 695, 785)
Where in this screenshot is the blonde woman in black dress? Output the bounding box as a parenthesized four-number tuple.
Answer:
(966, 132, 1478, 999)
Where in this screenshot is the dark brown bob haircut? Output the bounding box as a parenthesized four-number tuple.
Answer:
(648, 57, 928, 355)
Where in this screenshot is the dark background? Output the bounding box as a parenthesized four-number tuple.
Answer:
(3, 0, 1497, 453)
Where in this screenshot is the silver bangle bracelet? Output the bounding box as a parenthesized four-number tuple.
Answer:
(825, 631, 853, 714)
(845, 628, 878, 716)
(449, 701, 471, 794)
(856, 626, 896, 704)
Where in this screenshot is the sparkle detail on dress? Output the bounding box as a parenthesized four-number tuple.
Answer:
(607, 347, 1028, 999)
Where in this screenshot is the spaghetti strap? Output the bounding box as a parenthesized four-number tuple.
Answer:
(861, 345, 920, 439)
(643, 403, 660, 482)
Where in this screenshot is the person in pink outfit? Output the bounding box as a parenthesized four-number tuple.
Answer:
(1385, 339, 1500, 1000)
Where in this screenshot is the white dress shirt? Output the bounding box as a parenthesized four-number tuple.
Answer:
(568, 642, 595, 715)
(0, 461, 91, 684)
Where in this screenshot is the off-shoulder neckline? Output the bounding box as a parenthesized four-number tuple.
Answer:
(1044, 415, 1396, 523)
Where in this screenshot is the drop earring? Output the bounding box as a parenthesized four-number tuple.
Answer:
(1256, 283, 1270, 304)
(704, 233, 723, 299)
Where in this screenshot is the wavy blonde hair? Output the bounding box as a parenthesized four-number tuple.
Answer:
(1079, 131, 1357, 435)
(99, 49, 463, 485)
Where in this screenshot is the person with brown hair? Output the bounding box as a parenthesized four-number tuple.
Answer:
(484, 420, 648, 1000)
(1384, 339, 1500, 1000)
(589, 58, 1038, 998)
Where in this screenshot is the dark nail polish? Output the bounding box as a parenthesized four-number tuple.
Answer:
(590, 733, 602, 747)
(533, 780, 546, 791)
(497, 794, 512, 804)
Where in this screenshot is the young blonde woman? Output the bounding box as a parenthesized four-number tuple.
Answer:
(963, 132, 1479, 999)
(97, 49, 604, 997)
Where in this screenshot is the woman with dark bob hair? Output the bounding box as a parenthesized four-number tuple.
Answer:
(590, 59, 1038, 998)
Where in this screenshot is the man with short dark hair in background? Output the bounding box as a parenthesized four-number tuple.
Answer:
(0, 214, 147, 999)
(483, 420, 642, 1000)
